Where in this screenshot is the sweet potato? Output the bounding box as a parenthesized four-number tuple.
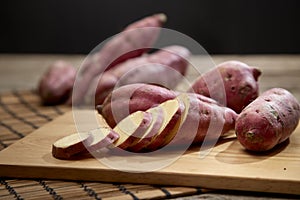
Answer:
(169, 93, 238, 146)
(98, 83, 177, 127)
(38, 60, 76, 105)
(188, 60, 261, 113)
(235, 88, 300, 152)
(70, 13, 167, 105)
(114, 45, 189, 86)
(104, 13, 167, 69)
(86, 45, 190, 105)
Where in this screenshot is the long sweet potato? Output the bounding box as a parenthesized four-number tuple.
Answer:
(70, 13, 167, 105)
(86, 45, 190, 105)
(100, 83, 237, 151)
(98, 83, 177, 127)
(38, 60, 76, 105)
(188, 60, 261, 113)
(235, 88, 300, 152)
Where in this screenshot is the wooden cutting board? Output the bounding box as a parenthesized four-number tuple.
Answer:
(0, 110, 300, 195)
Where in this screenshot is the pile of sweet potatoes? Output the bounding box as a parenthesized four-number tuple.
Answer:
(37, 14, 300, 159)
(51, 60, 300, 159)
(38, 13, 190, 106)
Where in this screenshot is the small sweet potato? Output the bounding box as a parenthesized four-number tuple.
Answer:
(98, 83, 177, 127)
(235, 88, 300, 152)
(188, 60, 261, 113)
(38, 60, 76, 105)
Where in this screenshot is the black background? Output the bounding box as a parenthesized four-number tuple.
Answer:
(1, 0, 299, 54)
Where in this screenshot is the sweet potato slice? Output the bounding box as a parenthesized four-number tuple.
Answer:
(128, 98, 180, 152)
(112, 111, 153, 150)
(52, 132, 92, 159)
(125, 106, 164, 151)
(145, 93, 189, 151)
(86, 128, 120, 152)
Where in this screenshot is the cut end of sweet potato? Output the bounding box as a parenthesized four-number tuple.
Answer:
(86, 127, 120, 152)
(113, 110, 153, 150)
(52, 132, 91, 160)
(128, 98, 180, 152)
(126, 106, 164, 152)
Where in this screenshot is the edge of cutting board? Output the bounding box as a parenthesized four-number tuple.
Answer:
(0, 110, 300, 195)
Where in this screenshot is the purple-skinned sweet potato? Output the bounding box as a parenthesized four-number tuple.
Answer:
(38, 60, 76, 105)
(98, 83, 177, 127)
(170, 93, 238, 146)
(235, 88, 300, 152)
(86, 45, 190, 105)
(188, 60, 261, 113)
(69, 13, 167, 105)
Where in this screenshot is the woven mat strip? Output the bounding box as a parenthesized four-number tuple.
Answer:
(0, 90, 203, 200)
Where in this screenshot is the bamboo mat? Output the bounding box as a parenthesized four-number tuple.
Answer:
(0, 90, 204, 200)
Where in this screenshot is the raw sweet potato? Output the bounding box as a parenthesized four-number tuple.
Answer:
(86, 128, 120, 152)
(87, 45, 190, 105)
(112, 111, 153, 150)
(111, 92, 236, 152)
(188, 60, 261, 113)
(70, 13, 167, 105)
(169, 93, 238, 146)
(235, 88, 300, 152)
(98, 83, 177, 127)
(143, 94, 186, 151)
(104, 13, 167, 69)
(52, 127, 120, 159)
(52, 132, 92, 159)
(127, 98, 183, 152)
(38, 60, 76, 105)
(114, 45, 189, 86)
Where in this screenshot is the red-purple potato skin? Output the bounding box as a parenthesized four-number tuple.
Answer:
(235, 88, 300, 152)
(98, 83, 177, 127)
(188, 60, 261, 113)
(92, 45, 190, 105)
(38, 60, 76, 105)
